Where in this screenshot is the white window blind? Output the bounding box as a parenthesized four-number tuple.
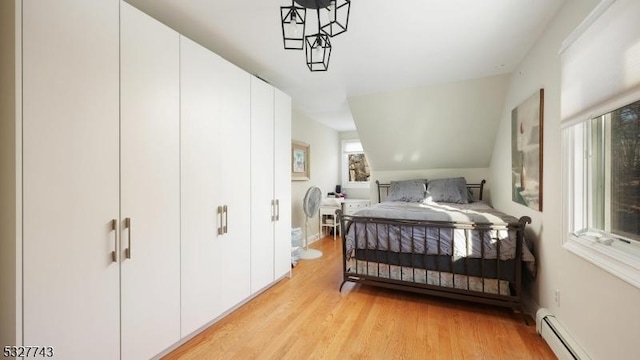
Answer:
(560, 0, 640, 289)
(560, 0, 640, 128)
(343, 140, 363, 153)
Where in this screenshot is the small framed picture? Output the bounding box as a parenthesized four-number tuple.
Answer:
(292, 140, 310, 181)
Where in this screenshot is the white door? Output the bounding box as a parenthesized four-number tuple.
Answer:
(250, 77, 275, 293)
(180, 36, 226, 336)
(120, 3, 181, 359)
(216, 56, 252, 311)
(274, 89, 293, 279)
(22, 1, 120, 359)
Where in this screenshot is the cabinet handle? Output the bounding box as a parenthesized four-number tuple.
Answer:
(111, 219, 117, 262)
(125, 217, 132, 259)
(271, 199, 276, 222)
(275, 199, 280, 221)
(217, 206, 224, 235)
(223, 205, 228, 234)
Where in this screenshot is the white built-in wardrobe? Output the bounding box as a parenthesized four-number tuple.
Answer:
(11, 1, 292, 359)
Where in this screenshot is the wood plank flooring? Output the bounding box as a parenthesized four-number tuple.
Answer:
(164, 236, 555, 360)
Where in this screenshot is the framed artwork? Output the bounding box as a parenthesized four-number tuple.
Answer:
(511, 89, 544, 211)
(292, 140, 310, 181)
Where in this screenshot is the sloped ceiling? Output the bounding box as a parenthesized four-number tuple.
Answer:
(122, 0, 560, 172)
(348, 74, 510, 171)
(124, 0, 563, 131)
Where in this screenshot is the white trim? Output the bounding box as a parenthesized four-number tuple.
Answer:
(154, 273, 290, 359)
(559, 0, 616, 55)
(564, 234, 640, 289)
(536, 309, 593, 360)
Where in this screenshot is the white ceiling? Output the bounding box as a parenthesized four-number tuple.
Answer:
(125, 0, 564, 132)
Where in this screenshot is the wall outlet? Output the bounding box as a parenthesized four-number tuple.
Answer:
(554, 289, 560, 306)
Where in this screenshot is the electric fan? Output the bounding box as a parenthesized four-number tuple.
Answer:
(299, 186, 323, 259)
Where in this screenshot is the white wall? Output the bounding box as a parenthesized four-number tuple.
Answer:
(349, 74, 510, 172)
(489, 0, 640, 358)
(291, 108, 340, 242)
(371, 168, 491, 204)
(0, 0, 18, 348)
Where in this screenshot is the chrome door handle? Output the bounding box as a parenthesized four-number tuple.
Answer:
(223, 205, 228, 234)
(111, 219, 117, 262)
(217, 206, 224, 235)
(271, 199, 276, 222)
(124, 217, 132, 259)
(275, 199, 280, 221)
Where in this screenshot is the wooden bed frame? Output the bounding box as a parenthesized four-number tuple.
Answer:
(337, 179, 531, 318)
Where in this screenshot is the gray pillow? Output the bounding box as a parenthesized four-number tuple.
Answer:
(426, 177, 469, 204)
(387, 179, 427, 202)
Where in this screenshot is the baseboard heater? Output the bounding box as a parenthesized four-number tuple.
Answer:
(536, 309, 591, 360)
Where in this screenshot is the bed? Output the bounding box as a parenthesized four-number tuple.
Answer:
(337, 177, 534, 317)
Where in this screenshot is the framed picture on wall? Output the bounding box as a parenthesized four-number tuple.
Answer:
(511, 88, 544, 211)
(292, 140, 310, 181)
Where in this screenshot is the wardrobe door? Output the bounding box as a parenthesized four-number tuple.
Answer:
(22, 1, 120, 359)
(180, 36, 225, 336)
(216, 57, 252, 311)
(274, 89, 293, 279)
(250, 77, 276, 293)
(120, 3, 181, 359)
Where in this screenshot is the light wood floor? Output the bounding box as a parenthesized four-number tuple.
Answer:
(164, 236, 555, 360)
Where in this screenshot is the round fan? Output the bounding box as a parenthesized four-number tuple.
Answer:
(299, 186, 323, 260)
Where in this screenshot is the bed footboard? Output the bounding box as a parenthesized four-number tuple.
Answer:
(338, 209, 532, 315)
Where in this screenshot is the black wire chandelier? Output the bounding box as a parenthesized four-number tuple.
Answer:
(280, 0, 351, 72)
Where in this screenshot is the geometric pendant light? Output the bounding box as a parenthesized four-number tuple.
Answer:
(320, 0, 350, 37)
(305, 31, 331, 71)
(280, 0, 350, 72)
(280, 1, 306, 50)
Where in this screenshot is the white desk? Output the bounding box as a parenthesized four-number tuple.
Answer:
(319, 205, 340, 239)
(319, 198, 371, 240)
(341, 198, 371, 215)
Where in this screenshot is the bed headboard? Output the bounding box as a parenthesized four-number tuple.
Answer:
(376, 179, 486, 203)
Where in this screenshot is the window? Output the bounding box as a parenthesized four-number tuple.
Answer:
(563, 97, 640, 288)
(560, 0, 640, 289)
(569, 99, 640, 240)
(342, 140, 370, 188)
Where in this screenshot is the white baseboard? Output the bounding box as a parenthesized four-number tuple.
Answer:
(153, 275, 289, 359)
(307, 232, 320, 244)
(536, 308, 592, 360)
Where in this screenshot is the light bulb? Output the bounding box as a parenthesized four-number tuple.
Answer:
(288, 11, 300, 36)
(289, 21, 299, 36)
(326, 1, 336, 23)
(313, 37, 323, 58)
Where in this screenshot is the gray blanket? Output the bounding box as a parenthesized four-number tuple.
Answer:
(344, 201, 536, 276)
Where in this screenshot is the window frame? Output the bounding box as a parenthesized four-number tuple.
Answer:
(341, 139, 370, 189)
(562, 90, 640, 289)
